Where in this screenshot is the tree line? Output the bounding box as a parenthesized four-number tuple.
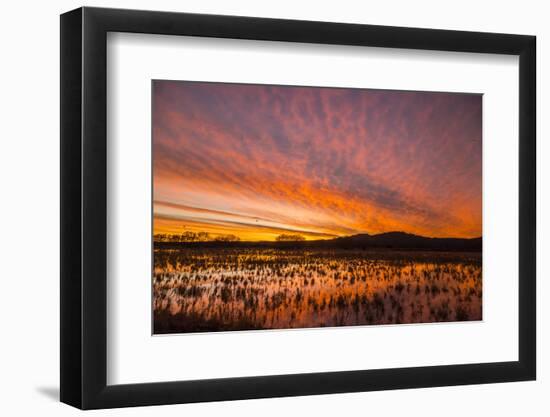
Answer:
(154, 231, 240, 243)
(275, 233, 306, 242)
(154, 231, 307, 243)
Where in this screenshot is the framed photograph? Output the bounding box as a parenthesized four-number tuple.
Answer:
(60, 6, 536, 409)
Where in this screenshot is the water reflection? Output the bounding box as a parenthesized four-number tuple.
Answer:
(153, 249, 482, 333)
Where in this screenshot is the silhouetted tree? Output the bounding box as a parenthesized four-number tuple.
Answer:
(276, 233, 306, 242)
(214, 234, 241, 242)
(197, 231, 211, 241)
(181, 231, 198, 242)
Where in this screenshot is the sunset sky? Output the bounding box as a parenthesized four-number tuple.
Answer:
(153, 81, 482, 241)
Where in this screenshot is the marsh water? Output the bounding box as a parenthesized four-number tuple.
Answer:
(153, 248, 482, 334)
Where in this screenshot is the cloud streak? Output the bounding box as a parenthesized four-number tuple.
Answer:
(153, 81, 482, 240)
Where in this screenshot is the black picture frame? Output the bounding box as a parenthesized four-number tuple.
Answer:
(60, 6, 536, 410)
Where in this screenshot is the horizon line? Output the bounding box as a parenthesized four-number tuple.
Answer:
(153, 230, 483, 243)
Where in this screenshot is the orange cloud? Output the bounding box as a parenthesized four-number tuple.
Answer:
(153, 81, 482, 240)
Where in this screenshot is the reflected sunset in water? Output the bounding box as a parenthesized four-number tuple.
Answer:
(152, 81, 482, 334)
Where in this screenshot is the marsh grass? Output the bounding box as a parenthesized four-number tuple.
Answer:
(153, 248, 481, 334)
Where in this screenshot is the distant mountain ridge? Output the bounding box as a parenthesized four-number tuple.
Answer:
(326, 231, 481, 251)
(156, 231, 482, 252)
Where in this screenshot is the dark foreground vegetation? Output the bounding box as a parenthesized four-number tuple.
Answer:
(153, 246, 482, 334)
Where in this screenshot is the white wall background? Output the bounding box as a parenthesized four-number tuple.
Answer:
(0, 0, 546, 415)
